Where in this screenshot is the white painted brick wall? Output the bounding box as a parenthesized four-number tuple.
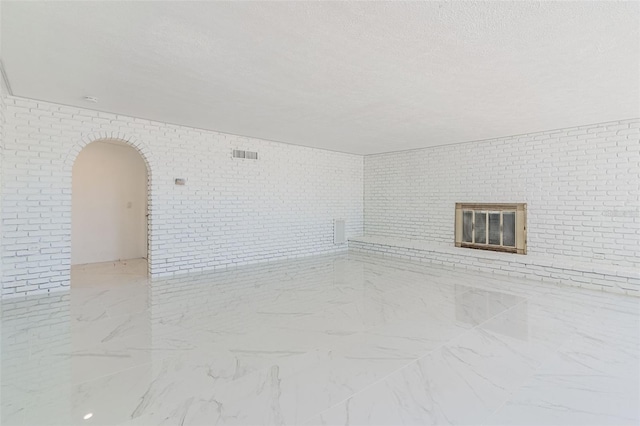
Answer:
(1, 91, 637, 298)
(0, 96, 364, 298)
(349, 236, 639, 296)
(0, 82, 7, 288)
(364, 119, 640, 269)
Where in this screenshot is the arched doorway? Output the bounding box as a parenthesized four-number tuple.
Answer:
(71, 139, 149, 266)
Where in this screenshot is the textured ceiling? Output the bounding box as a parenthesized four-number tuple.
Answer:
(2, 1, 638, 154)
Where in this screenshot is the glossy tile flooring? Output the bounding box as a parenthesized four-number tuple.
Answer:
(1, 252, 639, 426)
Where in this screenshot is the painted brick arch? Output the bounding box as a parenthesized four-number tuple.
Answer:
(1, 96, 363, 298)
(66, 132, 154, 175)
(67, 133, 155, 276)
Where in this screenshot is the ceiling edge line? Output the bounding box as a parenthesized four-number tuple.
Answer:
(364, 116, 640, 157)
(4, 93, 364, 157)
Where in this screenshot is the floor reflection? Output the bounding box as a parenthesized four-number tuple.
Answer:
(1, 253, 638, 425)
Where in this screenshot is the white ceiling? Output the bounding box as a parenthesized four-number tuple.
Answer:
(2, 1, 638, 155)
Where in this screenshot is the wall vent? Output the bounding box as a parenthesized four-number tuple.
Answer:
(334, 219, 346, 244)
(233, 149, 258, 160)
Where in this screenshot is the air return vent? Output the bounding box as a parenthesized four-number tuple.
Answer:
(233, 149, 258, 160)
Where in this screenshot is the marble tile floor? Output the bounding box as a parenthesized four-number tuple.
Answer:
(1, 252, 638, 426)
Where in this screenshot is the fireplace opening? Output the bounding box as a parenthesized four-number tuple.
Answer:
(455, 203, 526, 254)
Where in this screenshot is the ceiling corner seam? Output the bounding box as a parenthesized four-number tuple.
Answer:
(0, 59, 14, 96)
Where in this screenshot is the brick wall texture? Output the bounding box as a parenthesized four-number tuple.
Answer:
(0, 96, 363, 297)
(364, 119, 640, 268)
(1, 90, 638, 298)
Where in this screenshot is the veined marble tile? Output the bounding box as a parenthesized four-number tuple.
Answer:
(0, 399, 25, 426)
(486, 333, 640, 425)
(207, 352, 412, 425)
(308, 319, 559, 426)
(2, 252, 638, 426)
